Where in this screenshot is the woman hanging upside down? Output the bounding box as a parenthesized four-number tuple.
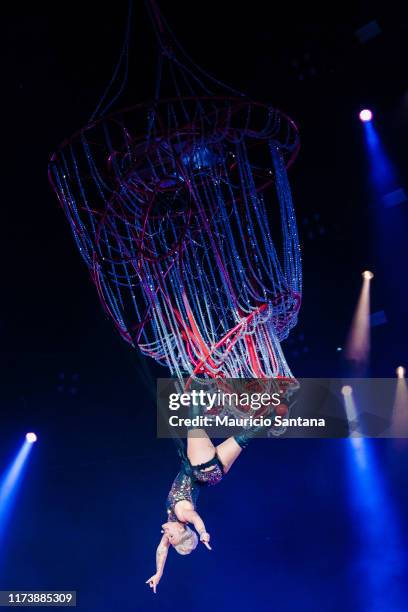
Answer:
(146, 377, 299, 593)
(145, 419, 266, 593)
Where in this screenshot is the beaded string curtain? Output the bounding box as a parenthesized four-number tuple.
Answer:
(49, 1, 302, 385)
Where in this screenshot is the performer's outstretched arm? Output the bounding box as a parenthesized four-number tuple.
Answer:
(181, 508, 212, 550)
(146, 535, 170, 593)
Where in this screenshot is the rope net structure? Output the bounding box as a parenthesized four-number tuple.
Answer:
(49, 2, 302, 386)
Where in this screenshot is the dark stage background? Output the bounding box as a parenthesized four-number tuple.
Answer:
(1, 2, 408, 610)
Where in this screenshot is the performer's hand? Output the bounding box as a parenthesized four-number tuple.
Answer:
(146, 573, 161, 594)
(200, 531, 212, 550)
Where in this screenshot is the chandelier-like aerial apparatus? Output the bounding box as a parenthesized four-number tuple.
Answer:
(49, 2, 302, 383)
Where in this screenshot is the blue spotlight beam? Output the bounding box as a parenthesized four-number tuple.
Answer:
(0, 440, 35, 542)
(345, 437, 408, 608)
(361, 114, 408, 322)
(363, 122, 397, 198)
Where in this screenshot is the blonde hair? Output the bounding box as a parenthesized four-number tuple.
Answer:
(173, 525, 198, 555)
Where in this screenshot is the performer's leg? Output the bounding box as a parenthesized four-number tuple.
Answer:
(187, 427, 215, 465)
(215, 437, 242, 474)
(186, 401, 215, 465)
(216, 419, 273, 473)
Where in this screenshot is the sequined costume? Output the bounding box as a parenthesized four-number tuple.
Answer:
(166, 453, 224, 522)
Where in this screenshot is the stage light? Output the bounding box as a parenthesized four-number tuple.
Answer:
(25, 433, 37, 444)
(344, 432, 406, 608)
(396, 366, 406, 379)
(341, 385, 353, 396)
(359, 109, 373, 122)
(392, 370, 408, 438)
(0, 436, 36, 543)
(344, 272, 373, 373)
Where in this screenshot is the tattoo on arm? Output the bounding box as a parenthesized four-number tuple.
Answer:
(155, 537, 169, 575)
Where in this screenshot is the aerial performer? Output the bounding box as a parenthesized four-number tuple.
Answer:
(48, 0, 302, 592)
(146, 380, 298, 592)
